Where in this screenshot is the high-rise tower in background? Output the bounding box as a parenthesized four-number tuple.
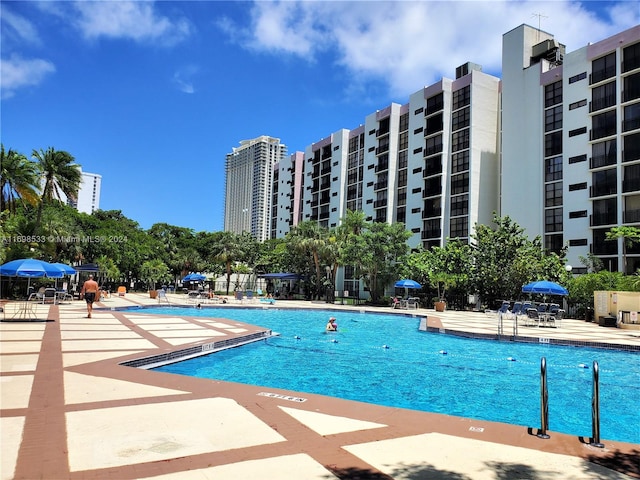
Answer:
(224, 136, 287, 242)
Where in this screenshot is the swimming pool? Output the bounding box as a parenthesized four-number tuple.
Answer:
(146, 307, 640, 444)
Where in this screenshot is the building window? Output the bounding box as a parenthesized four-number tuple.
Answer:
(545, 207, 563, 233)
(426, 93, 444, 115)
(591, 168, 617, 197)
(592, 198, 618, 226)
(545, 156, 562, 182)
(545, 234, 564, 253)
(624, 72, 640, 102)
(451, 107, 470, 131)
(623, 103, 640, 132)
(450, 194, 469, 216)
(591, 110, 616, 140)
(451, 151, 469, 173)
(569, 99, 587, 110)
(623, 42, 640, 73)
(450, 217, 468, 238)
(452, 86, 470, 110)
(423, 197, 441, 217)
(569, 239, 588, 246)
(568, 127, 587, 137)
(569, 210, 587, 218)
(568, 72, 587, 84)
(624, 132, 640, 162)
(425, 134, 443, 156)
(591, 52, 616, 84)
(424, 155, 442, 176)
(623, 163, 640, 193)
(414, 107, 424, 115)
(398, 131, 408, 150)
(544, 81, 562, 107)
(450, 172, 469, 195)
(397, 169, 407, 188)
(399, 112, 409, 132)
(545, 181, 562, 207)
(568, 154, 587, 164)
(591, 81, 616, 112)
(568, 182, 587, 191)
(545, 105, 562, 132)
(545, 131, 562, 157)
(451, 129, 469, 152)
(591, 139, 617, 168)
(425, 112, 443, 135)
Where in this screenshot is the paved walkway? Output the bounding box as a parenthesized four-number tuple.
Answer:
(1, 293, 638, 480)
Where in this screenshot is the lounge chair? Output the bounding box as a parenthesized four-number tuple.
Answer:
(117, 286, 126, 297)
(186, 291, 200, 304)
(259, 297, 275, 305)
(29, 287, 46, 302)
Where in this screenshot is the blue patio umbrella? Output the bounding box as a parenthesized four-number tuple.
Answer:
(521, 280, 568, 296)
(0, 259, 65, 279)
(394, 279, 422, 299)
(50, 263, 77, 275)
(0, 259, 66, 303)
(182, 273, 206, 282)
(394, 279, 422, 289)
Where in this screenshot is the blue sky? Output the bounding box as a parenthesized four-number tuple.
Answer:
(2, 1, 638, 233)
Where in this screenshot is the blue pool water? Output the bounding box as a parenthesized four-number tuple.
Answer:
(145, 307, 640, 444)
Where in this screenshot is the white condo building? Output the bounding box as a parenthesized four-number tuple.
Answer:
(63, 170, 101, 214)
(225, 24, 640, 278)
(224, 136, 287, 242)
(502, 24, 640, 274)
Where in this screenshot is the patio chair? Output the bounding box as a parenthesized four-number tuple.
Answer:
(407, 297, 419, 309)
(157, 289, 170, 305)
(246, 290, 255, 302)
(43, 288, 57, 305)
(235, 291, 244, 303)
(29, 287, 46, 302)
(525, 308, 539, 327)
(117, 286, 126, 297)
(548, 309, 564, 328)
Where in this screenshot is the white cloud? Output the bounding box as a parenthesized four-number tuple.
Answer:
(223, 0, 639, 98)
(72, 0, 192, 46)
(173, 65, 200, 94)
(1, 54, 55, 99)
(0, 5, 41, 47)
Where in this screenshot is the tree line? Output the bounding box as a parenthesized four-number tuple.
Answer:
(2, 144, 638, 310)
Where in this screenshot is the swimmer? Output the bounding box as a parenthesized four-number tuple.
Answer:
(326, 316, 337, 331)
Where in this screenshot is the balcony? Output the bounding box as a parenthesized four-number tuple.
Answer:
(590, 183, 617, 197)
(589, 94, 616, 113)
(590, 212, 617, 226)
(623, 176, 640, 193)
(373, 181, 388, 191)
(422, 208, 441, 219)
(373, 199, 387, 208)
(590, 127, 617, 141)
(590, 154, 617, 169)
(624, 208, 640, 223)
(623, 118, 640, 132)
(589, 66, 616, 85)
(375, 161, 389, 173)
(421, 229, 442, 240)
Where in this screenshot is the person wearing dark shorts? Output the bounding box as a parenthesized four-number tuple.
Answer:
(80, 274, 99, 318)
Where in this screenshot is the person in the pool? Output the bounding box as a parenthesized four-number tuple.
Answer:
(326, 317, 338, 331)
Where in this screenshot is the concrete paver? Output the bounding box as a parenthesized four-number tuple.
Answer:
(1, 292, 638, 480)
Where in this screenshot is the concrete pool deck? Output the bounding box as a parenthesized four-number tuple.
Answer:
(1, 293, 638, 479)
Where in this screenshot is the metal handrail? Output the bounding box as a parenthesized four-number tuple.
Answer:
(538, 357, 550, 439)
(591, 361, 605, 447)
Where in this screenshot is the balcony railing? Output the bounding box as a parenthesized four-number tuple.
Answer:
(589, 66, 616, 85)
(421, 229, 442, 239)
(590, 184, 617, 197)
(590, 154, 617, 169)
(422, 208, 442, 219)
(373, 199, 387, 208)
(590, 212, 617, 226)
(623, 177, 640, 193)
(624, 208, 640, 223)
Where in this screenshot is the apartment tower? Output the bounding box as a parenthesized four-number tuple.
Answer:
(224, 136, 287, 241)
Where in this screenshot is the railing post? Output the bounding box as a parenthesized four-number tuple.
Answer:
(538, 357, 550, 439)
(590, 361, 605, 447)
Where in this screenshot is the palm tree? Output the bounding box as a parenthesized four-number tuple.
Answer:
(32, 147, 82, 227)
(288, 221, 328, 300)
(0, 145, 40, 214)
